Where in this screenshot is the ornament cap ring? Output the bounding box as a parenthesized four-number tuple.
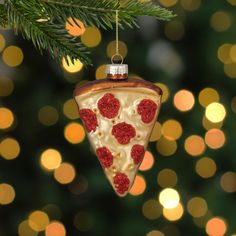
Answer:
(111, 54, 123, 65)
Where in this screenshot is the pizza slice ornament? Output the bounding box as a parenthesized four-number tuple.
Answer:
(74, 64, 162, 197)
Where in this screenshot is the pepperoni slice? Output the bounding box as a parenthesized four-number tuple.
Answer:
(98, 93, 120, 119)
(113, 172, 130, 194)
(96, 147, 113, 168)
(112, 122, 136, 144)
(131, 144, 145, 165)
(137, 99, 157, 123)
(79, 109, 98, 133)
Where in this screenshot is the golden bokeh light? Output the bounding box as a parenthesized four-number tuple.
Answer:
(162, 119, 182, 141)
(0, 138, 20, 160)
(220, 172, 236, 193)
(0, 34, 5, 52)
(165, 21, 185, 41)
(163, 203, 184, 221)
(106, 40, 128, 59)
(202, 116, 223, 130)
(159, 0, 177, 7)
(217, 43, 232, 64)
(180, 0, 201, 11)
(40, 148, 62, 171)
(73, 211, 94, 232)
(210, 11, 231, 32)
(62, 56, 83, 73)
(195, 157, 217, 178)
(231, 97, 236, 113)
(139, 151, 154, 171)
(29, 211, 49, 232)
(187, 197, 208, 217)
(64, 122, 85, 144)
(54, 162, 76, 184)
(230, 44, 236, 62)
(198, 88, 220, 108)
(18, 220, 38, 236)
(149, 122, 162, 142)
(173, 89, 195, 112)
(159, 188, 180, 209)
(146, 230, 164, 236)
(205, 129, 225, 149)
(224, 62, 236, 78)
(66, 17, 85, 37)
(63, 99, 79, 120)
(142, 199, 162, 220)
(227, 0, 236, 6)
(2, 45, 24, 67)
(155, 83, 169, 103)
(0, 76, 14, 97)
(0, 183, 15, 205)
(45, 221, 66, 236)
(81, 26, 101, 48)
(206, 217, 227, 236)
(0, 107, 14, 129)
(156, 137, 177, 156)
(96, 64, 107, 80)
(205, 102, 226, 123)
(157, 169, 178, 188)
(38, 106, 59, 126)
(129, 175, 146, 196)
(184, 135, 205, 156)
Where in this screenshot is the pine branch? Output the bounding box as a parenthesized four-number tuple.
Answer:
(0, 4, 8, 27)
(5, 0, 91, 65)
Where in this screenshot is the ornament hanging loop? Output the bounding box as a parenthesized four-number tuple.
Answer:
(111, 10, 123, 64)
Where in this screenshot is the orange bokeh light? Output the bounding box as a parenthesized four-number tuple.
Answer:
(173, 89, 195, 112)
(129, 175, 146, 196)
(64, 122, 85, 144)
(184, 135, 206, 156)
(205, 129, 225, 149)
(45, 221, 66, 236)
(139, 151, 154, 171)
(206, 217, 227, 236)
(66, 17, 85, 37)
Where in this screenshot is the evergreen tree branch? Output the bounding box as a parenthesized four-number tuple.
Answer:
(5, 0, 91, 64)
(0, 4, 8, 27)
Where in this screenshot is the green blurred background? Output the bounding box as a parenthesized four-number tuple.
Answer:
(1, 0, 236, 235)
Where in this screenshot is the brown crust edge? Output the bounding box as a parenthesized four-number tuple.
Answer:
(73, 78, 163, 97)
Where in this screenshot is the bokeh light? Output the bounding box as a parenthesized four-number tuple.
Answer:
(0, 137, 20, 160)
(157, 169, 178, 188)
(66, 17, 85, 37)
(220, 172, 236, 193)
(18, 220, 38, 236)
(195, 157, 217, 178)
(146, 230, 164, 236)
(205, 102, 226, 123)
(224, 62, 236, 78)
(40, 148, 62, 171)
(73, 211, 94, 232)
(202, 116, 223, 130)
(163, 203, 184, 221)
(155, 83, 169, 103)
(129, 175, 146, 196)
(230, 44, 236, 62)
(159, 188, 180, 209)
(142, 199, 162, 220)
(162, 119, 182, 140)
(210, 11, 231, 32)
(231, 97, 236, 113)
(217, 43, 232, 64)
(45, 221, 66, 236)
(206, 217, 227, 236)
(205, 129, 225, 149)
(2, 45, 24, 67)
(187, 197, 208, 217)
(106, 40, 128, 59)
(28, 211, 49, 232)
(96, 64, 106, 80)
(164, 21, 185, 41)
(0, 34, 5, 52)
(63, 99, 79, 120)
(0, 107, 14, 129)
(173, 89, 195, 112)
(139, 151, 154, 171)
(227, 0, 236, 5)
(38, 106, 59, 126)
(0, 183, 15, 205)
(180, 0, 201, 11)
(54, 162, 76, 184)
(62, 56, 83, 73)
(64, 122, 85, 144)
(156, 137, 177, 156)
(198, 88, 220, 108)
(149, 122, 162, 142)
(184, 135, 205, 156)
(159, 0, 177, 7)
(81, 26, 101, 47)
(0, 76, 14, 97)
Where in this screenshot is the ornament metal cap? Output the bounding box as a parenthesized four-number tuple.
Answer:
(106, 64, 128, 76)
